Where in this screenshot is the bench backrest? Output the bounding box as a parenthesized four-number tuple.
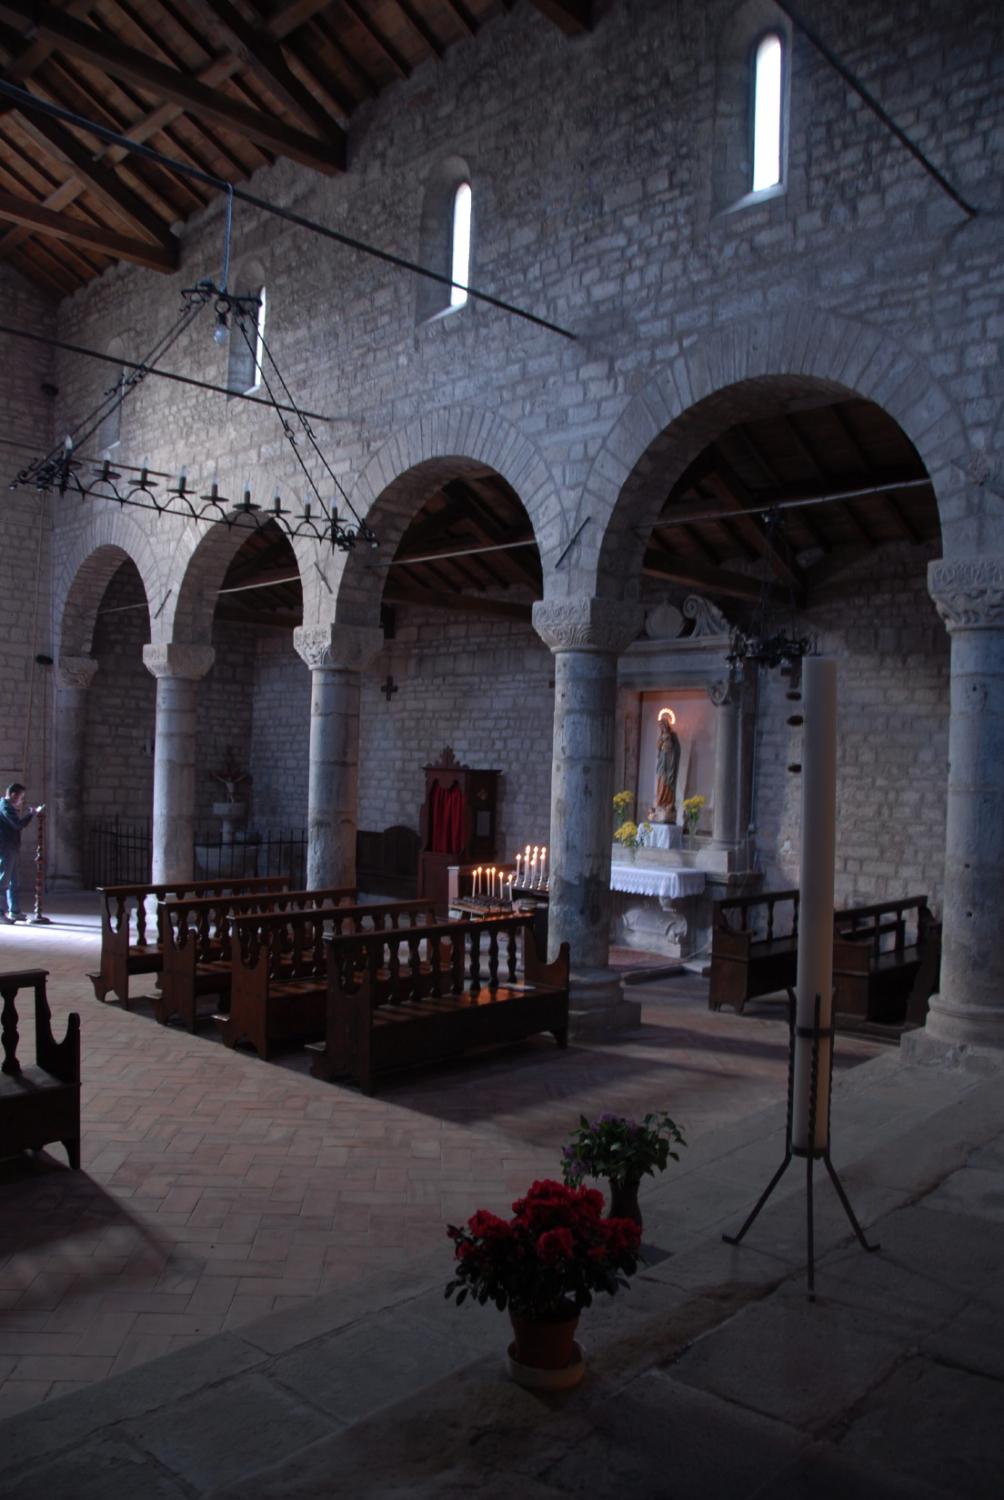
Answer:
(161, 886, 359, 960)
(834, 896, 935, 957)
(98, 876, 290, 948)
(715, 889, 801, 943)
(231, 899, 441, 983)
(325, 914, 569, 1009)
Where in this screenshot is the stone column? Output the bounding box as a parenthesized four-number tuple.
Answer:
(533, 597, 643, 1029)
(709, 679, 742, 854)
(49, 655, 98, 889)
(142, 644, 215, 884)
(913, 558, 1004, 1055)
(293, 623, 384, 890)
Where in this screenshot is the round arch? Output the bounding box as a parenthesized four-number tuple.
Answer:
(56, 512, 159, 659)
(170, 514, 307, 646)
(580, 309, 969, 599)
(314, 406, 562, 628)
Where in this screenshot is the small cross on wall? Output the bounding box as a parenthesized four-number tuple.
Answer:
(381, 675, 399, 703)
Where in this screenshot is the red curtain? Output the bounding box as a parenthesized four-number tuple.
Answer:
(429, 780, 466, 853)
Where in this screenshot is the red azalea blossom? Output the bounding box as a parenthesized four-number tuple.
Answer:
(445, 1177, 641, 1319)
(537, 1227, 575, 1263)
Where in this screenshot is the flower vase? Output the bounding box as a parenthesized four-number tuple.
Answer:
(507, 1303, 585, 1389)
(607, 1175, 643, 1232)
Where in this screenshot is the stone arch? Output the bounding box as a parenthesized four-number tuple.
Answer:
(56, 512, 159, 659)
(586, 308, 968, 599)
(170, 514, 307, 646)
(311, 406, 562, 628)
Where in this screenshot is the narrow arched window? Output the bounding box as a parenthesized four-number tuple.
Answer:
(751, 33, 783, 192)
(449, 182, 471, 308)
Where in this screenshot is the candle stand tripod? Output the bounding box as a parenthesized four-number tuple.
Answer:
(722, 993, 879, 1299)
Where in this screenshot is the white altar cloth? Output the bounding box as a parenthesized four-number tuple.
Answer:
(610, 863, 706, 898)
(639, 823, 682, 850)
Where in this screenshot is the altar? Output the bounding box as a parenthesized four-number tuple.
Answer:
(610, 862, 704, 899)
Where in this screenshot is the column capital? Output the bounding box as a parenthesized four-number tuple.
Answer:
(142, 643, 215, 681)
(55, 655, 98, 691)
(928, 557, 1004, 631)
(532, 598, 642, 655)
(293, 624, 384, 672)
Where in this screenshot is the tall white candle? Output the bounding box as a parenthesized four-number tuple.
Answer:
(792, 657, 837, 1154)
(514, 853, 522, 887)
(539, 847, 547, 887)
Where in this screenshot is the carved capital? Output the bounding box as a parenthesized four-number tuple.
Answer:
(142, 643, 215, 681)
(532, 598, 643, 655)
(928, 557, 1004, 631)
(55, 655, 98, 691)
(293, 624, 385, 672)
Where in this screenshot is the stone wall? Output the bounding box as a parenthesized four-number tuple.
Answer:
(85, 561, 154, 824)
(0, 265, 55, 807)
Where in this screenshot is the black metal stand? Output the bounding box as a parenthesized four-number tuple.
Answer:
(722, 993, 879, 1299)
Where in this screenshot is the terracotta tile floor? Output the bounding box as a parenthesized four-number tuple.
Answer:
(0, 896, 882, 1417)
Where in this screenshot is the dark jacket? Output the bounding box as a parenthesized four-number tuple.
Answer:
(0, 799, 34, 857)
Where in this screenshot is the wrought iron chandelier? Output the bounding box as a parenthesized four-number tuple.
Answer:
(725, 509, 810, 681)
(9, 251, 377, 552)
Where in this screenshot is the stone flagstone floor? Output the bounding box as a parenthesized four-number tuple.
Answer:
(0, 895, 882, 1418)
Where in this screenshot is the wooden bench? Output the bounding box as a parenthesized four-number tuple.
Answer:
(216, 899, 440, 1059)
(833, 896, 941, 1028)
(156, 885, 358, 1030)
(0, 970, 80, 1170)
(88, 876, 290, 1008)
(709, 889, 801, 1014)
(310, 914, 570, 1094)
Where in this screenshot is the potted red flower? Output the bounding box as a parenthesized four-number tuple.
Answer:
(446, 1179, 641, 1388)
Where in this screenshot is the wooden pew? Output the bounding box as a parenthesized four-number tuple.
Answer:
(156, 885, 358, 1030)
(310, 914, 570, 1095)
(88, 876, 290, 1008)
(216, 899, 440, 1059)
(833, 896, 941, 1028)
(0, 969, 80, 1170)
(708, 889, 801, 1014)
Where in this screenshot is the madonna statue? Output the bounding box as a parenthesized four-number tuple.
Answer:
(649, 708, 681, 824)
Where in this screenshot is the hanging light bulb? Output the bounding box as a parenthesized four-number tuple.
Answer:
(213, 307, 229, 345)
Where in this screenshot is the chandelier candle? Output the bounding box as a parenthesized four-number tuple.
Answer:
(792, 656, 838, 1154)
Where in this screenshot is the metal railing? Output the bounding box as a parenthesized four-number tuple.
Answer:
(84, 819, 308, 889)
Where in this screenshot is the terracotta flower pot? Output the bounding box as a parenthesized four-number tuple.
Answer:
(508, 1304, 580, 1370)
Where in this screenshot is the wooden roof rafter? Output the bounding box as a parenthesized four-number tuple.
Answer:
(0, 0, 346, 172)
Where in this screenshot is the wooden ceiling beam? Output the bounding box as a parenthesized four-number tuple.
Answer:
(0, 0, 331, 267)
(392, 0, 445, 58)
(383, 583, 533, 622)
(198, 0, 344, 143)
(11, 107, 176, 247)
(442, 0, 480, 38)
(526, 0, 594, 37)
(701, 459, 805, 600)
(0, 185, 177, 268)
(339, 0, 411, 80)
(0, 0, 345, 173)
(642, 547, 780, 605)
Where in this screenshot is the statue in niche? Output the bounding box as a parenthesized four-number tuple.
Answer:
(648, 708, 681, 824)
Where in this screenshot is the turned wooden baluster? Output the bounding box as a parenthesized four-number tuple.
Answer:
(1, 977, 21, 1075)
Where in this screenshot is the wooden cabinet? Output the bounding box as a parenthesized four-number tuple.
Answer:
(418, 750, 500, 915)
